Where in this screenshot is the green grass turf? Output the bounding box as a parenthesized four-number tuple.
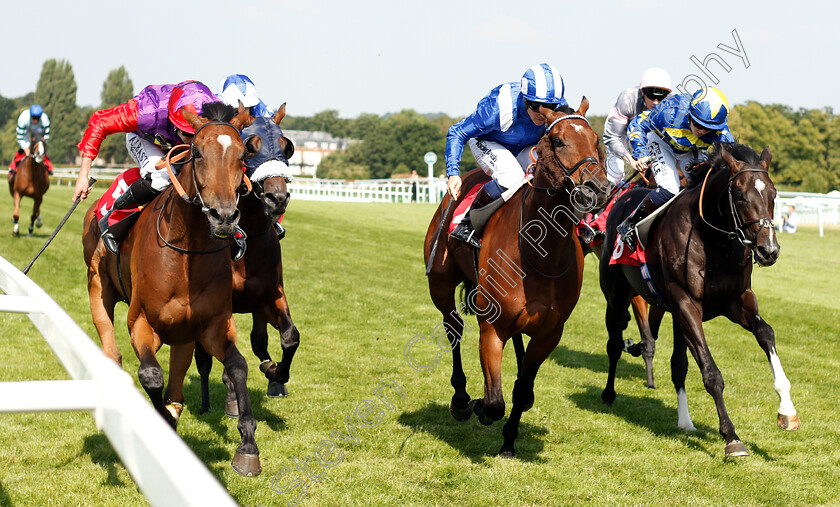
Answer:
(1, 183, 839, 506)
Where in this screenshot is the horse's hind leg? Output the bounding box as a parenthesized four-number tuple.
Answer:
(729, 289, 799, 431)
(194, 342, 214, 414)
(601, 266, 634, 405)
(12, 193, 21, 236)
(88, 255, 122, 366)
(428, 278, 472, 421)
(500, 326, 564, 458)
(630, 296, 657, 388)
(259, 292, 300, 397)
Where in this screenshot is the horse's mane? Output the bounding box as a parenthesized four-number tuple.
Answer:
(200, 101, 237, 123)
(685, 141, 761, 189)
(555, 104, 575, 115)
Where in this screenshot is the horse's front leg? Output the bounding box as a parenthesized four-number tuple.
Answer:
(675, 297, 748, 457)
(729, 289, 800, 431)
(263, 291, 299, 397)
(130, 314, 172, 426)
(12, 192, 21, 236)
(204, 317, 261, 477)
(164, 342, 195, 429)
(29, 194, 42, 235)
(670, 319, 695, 432)
(501, 325, 564, 458)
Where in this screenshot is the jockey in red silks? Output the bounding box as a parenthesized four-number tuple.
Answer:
(73, 80, 247, 259)
(8, 104, 54, 180)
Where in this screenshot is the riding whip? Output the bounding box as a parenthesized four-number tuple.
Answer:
(23, 177, 96, 275)
(425, 196, 455, 276)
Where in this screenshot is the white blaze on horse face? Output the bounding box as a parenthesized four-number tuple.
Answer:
(571, 124, 583, 133)
(217, 134, 233, 156)
(754, 179, 766, 196)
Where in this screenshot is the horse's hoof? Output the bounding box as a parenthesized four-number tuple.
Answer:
(724, 440, 749, 457)
(449, 400, 473, 422)
(498, 448, 516, 459)
(36, 216, 42, 228)
(601, 389, 616, 406)
(472, 400, 494, 426)
(225, 399, 239, 419)
(267, 381, 289, 398)
(624, 339, 641, 357)
(231, 452, 261, 477)
(777, 413, 801, 431)
(165, 403, 183, 430)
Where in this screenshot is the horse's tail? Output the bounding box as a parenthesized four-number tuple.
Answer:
(458, 280, 477, 316)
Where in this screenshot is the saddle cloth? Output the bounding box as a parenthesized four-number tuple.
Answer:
(447, 183, 484, 234)
(95, 167, 142, 227)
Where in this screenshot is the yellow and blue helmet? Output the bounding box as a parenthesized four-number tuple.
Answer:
(689, 87, 729, 130)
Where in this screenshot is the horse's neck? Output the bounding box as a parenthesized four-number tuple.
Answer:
(519, 186, 578, 264)
(164, 170, 221, 249)
(239, 193, 270, 233)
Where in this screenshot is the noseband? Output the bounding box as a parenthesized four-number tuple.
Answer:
(699, 166, 775, 247)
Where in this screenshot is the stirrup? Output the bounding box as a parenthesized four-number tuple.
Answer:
(232, 227, 247, 261)
(451, 223, 481, 249)
(101, 230, 119, 255)
(274, 221, 286, 240)
(578, 224, 596, 245)
(617, 221, 637, 251)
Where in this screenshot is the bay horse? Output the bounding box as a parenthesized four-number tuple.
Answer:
(599, 143, 800, 457)
(9, 128, 49, 236)
(194, 107, 300, 415)
(82, 103, 264, 476)
(424, 99, 611, 457)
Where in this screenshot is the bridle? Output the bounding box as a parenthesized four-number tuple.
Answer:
(537, 114, 601, 188)
(160, 121, 252, 212)
(699, 165, 775, 247)
(156, 120, 253, 254)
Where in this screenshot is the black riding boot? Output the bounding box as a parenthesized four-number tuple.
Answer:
(450, 185, 497, 249)
(100, 178, 160, 254)
(616, 194, 659, 251)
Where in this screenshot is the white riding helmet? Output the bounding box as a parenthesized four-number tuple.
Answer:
(639, 68, 672, 92)
(218, 74, 260, 108)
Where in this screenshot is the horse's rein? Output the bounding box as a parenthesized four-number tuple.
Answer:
(698, 166, 774, 246)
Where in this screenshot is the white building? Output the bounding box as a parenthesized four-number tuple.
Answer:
(283, 130, 356, 177)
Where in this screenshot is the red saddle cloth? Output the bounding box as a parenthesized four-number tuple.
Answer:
(576, 185, 635, 246)
(94, 167, 142, 227)
(609, 235, 647, 267)
(447, 182, 485, 234)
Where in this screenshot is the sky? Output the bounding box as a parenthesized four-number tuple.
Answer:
(3, 0, 837, 119)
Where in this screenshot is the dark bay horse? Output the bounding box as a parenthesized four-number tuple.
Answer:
(424, 99, 611, 457)
(194, 106, 300, 414)
(9, 128, 49, 236)
(82, 103, 264, 476)
(599, 143, 800, 457)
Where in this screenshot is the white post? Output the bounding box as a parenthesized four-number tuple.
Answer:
(424, 152, 438, 205)
(818, 204, 824, 237)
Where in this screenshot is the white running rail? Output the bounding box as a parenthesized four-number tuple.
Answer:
(0, 255, 237, 507)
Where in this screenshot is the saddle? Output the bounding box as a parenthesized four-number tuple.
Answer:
(95, 167, 144, 242)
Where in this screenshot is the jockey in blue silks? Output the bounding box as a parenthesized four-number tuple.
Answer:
(218, 74, 275, 118)
(617, 86, 736, 250)
(446, 63, 566, 249)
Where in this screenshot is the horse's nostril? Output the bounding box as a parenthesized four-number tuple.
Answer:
(208, 208, 222, 221)
(230, 209, 240, 223)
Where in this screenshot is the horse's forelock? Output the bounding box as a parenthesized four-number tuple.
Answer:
(200, 101, 237, 123)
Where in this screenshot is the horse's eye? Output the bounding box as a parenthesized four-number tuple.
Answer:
(552, 137, 564, 149)
(192, 148, 202, 160)
(735, 190, 745, 201)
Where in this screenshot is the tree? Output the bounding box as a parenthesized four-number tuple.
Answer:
(35, 59, 82, 164)
(96, 67, 134, 165)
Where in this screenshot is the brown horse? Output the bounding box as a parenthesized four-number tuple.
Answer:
(194, 107, 300, 414)
(82, 103, 264, 476)
(9, 128, 49, 236)
(424, 99, 611, 457)
(599, 143, 800, 457)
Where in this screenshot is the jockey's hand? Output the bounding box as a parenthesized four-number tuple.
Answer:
(23, 147, 30, 157)
(73, 158, 94, 202)
(447, 175, 462, 200)
(629, 156, 651, 173)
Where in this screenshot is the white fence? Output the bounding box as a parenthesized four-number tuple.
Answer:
(0, 256, 237, 507)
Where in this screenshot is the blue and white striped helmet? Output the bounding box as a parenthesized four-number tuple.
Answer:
(218, 74, 260, 108)
(520, 63, 566, 106)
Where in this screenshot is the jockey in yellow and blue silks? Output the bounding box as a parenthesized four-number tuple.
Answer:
(446, 63, 566, 249)
(617, 86, 735, 250)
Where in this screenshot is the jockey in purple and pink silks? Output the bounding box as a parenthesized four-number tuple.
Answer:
(72, 80, 247, 258)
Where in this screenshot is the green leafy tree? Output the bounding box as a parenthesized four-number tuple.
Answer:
(316, 149, 370, 179)
(35, 59, 82, 164)
(96, 67, 134, 165)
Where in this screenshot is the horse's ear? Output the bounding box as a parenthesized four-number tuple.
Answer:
(720, 146, 742, 175)
(244, 134, 262, 158)
(759, 146, 772, 171)
(273, 103, 287, 126)
(577, 96, 589, 117)
(280, 136, 295, 161)
(182, 108, 206, 133)
(230, 100, 251, 130)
